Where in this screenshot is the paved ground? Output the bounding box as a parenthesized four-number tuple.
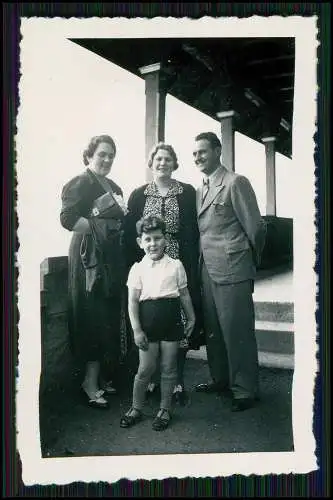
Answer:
(40, 358, 294, 458)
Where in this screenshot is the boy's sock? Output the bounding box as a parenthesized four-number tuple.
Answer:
(132, 374, 150, 410)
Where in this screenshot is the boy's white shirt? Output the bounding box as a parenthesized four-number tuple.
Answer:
(127, 254, 187, 301)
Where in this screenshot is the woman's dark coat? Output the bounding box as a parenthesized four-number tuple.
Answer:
(60, 168, 126, 366)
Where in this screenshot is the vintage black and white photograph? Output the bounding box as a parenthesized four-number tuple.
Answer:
(16, 16, 318, 484)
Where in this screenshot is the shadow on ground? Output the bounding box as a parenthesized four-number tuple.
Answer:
(39, 357, 294, 458)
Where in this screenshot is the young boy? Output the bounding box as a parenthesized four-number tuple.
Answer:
(120, 215, 196, 431)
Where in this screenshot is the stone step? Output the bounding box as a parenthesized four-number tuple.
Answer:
(187, 346, 295, 370)
(254, 301, 294, 323)
(258, 351, 294, 370)
(255, 320, 293, 332)
(187, 319, 294, 368)
(255, 320, 294, 355)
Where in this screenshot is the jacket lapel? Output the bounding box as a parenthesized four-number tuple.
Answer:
(197, 167, 227, 217)
(196, 185, 202, 214)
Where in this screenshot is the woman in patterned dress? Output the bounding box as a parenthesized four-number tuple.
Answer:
(124, 143, 203, 404)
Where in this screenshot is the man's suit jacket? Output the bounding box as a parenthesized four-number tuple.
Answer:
(197, 166, 266, 285)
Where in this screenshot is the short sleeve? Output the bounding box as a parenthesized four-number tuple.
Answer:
(176, 260, 187, 290)
(126, 263, 142, 291)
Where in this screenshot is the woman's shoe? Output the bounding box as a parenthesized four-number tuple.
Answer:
(80, 388, 109, 409)
(120, 408, 143, 428)
(102, 380, 117, 395)
(152, 408, 171, 431)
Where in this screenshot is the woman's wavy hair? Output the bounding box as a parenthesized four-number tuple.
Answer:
(83, 135, 117, 166)
(147, 142, 179, 171)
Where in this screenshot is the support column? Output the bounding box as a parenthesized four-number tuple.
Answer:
(216, 110, 237, 172)
(139, 63, 166, 182)
(262, 136, 277, 216)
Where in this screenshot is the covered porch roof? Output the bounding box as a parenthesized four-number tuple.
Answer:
(71, 37, 295, 158)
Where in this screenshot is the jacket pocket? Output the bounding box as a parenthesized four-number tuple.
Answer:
(212, 201, 228, 214)
(225, 240, 252, 274)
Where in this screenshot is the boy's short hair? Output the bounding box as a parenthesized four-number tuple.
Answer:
(136, 215, 166, 237)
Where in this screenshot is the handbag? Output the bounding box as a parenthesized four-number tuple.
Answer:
(89, 168, 126, 220)
(91, 191, 117, 218)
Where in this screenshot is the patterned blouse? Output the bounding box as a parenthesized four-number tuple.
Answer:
(143, 180, 184, 260)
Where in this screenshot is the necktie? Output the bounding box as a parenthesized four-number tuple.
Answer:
(202, 178, 209, 204)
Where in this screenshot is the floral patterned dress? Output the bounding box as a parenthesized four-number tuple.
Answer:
(142, 180, 183, 260)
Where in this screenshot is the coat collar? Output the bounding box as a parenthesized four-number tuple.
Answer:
(144, 180, 183, 197)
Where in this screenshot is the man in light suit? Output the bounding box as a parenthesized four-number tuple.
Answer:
(194, 132, 266, 411)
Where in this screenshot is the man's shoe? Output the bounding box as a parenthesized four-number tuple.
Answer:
(173, 385, 188, 406)
(195, 382, 228, 394)
(231, 397, 255, 412)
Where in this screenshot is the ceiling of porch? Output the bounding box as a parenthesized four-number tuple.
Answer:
(71, 37, 295, 158)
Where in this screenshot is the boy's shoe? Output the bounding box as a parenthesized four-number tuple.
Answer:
(152, 408, 171, 431)
(120, 407, 143, 428)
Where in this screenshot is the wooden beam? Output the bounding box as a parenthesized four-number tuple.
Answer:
(211, 46, 291, 126)
(277, 86, 294, 91)
(245, 54, 294, 66)
(266, 87, 294, 95)
(182, 43, 257, 113)
(181, 43, 215, 72)
(262, 72, 294, 80)
(165, 55, 212, 98)
(182, 42, 295, 158)
(192, 79, 231, 109)
(193, 77, 230, 99)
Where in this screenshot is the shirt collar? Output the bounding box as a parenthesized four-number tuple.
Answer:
(142, 254, 169, 267)
(203, 165, 223, 185)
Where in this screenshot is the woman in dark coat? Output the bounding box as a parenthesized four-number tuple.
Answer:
(60, 134, 127, 409)
(124, 142, 203, 404)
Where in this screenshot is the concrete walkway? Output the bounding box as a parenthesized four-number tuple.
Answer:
(254, 269, 293, 302)
(40, 357, 294, 458)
